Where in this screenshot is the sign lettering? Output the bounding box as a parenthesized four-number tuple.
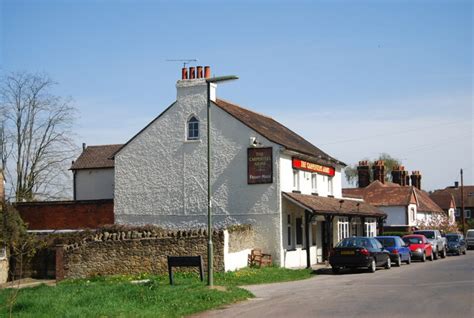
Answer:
(292, 158, 335, 176)
(248, 147, 273, 184)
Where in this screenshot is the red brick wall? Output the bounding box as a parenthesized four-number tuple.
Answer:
(15, 200, 114, 230)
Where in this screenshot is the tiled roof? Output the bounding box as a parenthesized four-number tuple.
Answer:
(215, 99, 345, 167)
(343, 181, 444, 213)
(429, 192, 456, 210)
(433, 186, 474, 208)
(71, 144, 123, 170)
(283, 192, 386, 217)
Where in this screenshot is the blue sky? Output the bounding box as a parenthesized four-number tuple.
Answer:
(1, 0, 472, 190)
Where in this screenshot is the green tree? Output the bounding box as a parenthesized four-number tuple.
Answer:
(344, 153, 402, 186)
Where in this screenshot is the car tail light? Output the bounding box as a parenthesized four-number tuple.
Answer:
(393, 249, 399, 254)
(359, 248, 370, 256)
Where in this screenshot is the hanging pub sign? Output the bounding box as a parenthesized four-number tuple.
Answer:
(292, 158, 335, 176)
(248, 147, 273, 184)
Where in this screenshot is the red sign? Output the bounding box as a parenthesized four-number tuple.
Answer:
(248, 147, 273, 184)
(292, 158, 335, 176)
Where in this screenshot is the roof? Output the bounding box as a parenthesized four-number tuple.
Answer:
(343, 181, 444, 213)
(283, 192, 386, 217)
(214, 99, 345, 167)
(432, 186, 474, 208)
(429, 192, 456, 210)
(71, 144, 123, 170)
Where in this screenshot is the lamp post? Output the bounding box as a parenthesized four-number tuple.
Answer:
(205, 75, 238, 286)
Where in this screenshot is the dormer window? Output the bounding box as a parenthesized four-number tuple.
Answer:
(187, 116, 199, 140)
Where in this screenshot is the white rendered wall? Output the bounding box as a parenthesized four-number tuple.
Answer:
(379, 206, 407, 226)
(223, 230, 252, 272)
(115, 79, 282, 264)
(75, 168, 114, 200)
(279, 153, 343, 197)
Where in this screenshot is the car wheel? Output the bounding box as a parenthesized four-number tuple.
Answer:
(441, 248, 446, 258)
(421, 252, 426, 262)
(385, 257, 391, 269)
(368, 259, 376, 273)
(429, 251, 434, 261)
(332, 267, 340, 274)
(457, 249, 461, 256)
(406, 254, 411, 265)
(396, 255, 401, 267)
(433, 249, 438, 260)
(463, 249, 466, 255)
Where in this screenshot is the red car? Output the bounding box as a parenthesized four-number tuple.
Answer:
(402, 234, 433, 262)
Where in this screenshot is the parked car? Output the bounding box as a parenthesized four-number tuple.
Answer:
(375, 236, 411, 266)
(466, 229, 474, 250)
(329, 237, 391, 273)
(402, 234, 434, 262)
(445, 233, 467, 255)
(413, 230, 447, 259)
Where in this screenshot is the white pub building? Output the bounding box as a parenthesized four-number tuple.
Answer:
(108, 66, 386, 269)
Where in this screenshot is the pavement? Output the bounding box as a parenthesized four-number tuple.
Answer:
(193, 251, 474, 318)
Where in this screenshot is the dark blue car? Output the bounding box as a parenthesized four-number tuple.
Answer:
(375, 236, 411, 266)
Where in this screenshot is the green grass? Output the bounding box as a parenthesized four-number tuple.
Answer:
(0, 267, 314, 317)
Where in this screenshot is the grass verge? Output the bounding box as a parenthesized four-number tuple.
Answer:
(0, 267, 314, 317)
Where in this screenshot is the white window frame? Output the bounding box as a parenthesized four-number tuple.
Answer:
(328, 176, 333, 195)
(187, 116, 200, 141)
(338, 217, 349, 242)
(466, 210, 472, 219)
(365, 219, 377, 237)
(293, 170, 300, 191)
(351, 218, 360, 236)
(311, 173, 318, 192)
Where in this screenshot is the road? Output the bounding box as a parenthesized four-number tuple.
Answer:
(196, 251, 474, 318)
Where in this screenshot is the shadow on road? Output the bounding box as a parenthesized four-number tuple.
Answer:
(313, 267, 381, 275)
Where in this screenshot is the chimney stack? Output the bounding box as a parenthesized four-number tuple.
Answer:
(454, 181, 459, 188)
(82, 143, 86, 151)
(410, 171, 422, 190)
(391, 165, 408, 186)
(357, 160, 371, 188)
(372, 160, 385, 184)
(204, 66, 211, 78)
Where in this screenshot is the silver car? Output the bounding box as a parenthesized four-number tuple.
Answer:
(466, 230, 474, 250)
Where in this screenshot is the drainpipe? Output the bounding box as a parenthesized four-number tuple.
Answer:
(305, 210, 313, 268)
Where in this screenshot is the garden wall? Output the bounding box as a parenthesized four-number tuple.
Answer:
(56, 229, 224, 280)
(56, 226, 257, 280)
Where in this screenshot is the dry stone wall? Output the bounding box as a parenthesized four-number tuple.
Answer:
(56, 228, 224, 280)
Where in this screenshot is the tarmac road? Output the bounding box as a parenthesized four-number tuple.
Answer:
(195, 251, 474, 318)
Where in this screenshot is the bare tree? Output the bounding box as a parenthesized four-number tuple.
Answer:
(0, 72, 77, 201)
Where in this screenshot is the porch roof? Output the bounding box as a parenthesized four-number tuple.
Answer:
(282, 192, 386, 218)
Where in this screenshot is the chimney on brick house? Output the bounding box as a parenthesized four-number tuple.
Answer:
(177, 66, 216, 102)
(357, 160, 371, 188)
(410, 171, 422, 190)
(372, 160, 385, 184)
(391, 165, 408, 186)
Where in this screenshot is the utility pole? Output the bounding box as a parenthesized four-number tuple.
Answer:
(460, 169, 466, 235)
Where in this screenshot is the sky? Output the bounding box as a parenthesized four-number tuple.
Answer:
(1, 0, 472, 191)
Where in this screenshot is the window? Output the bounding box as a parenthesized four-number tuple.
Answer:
(296, 217, 303, 245)
(287, 215, 292, 247)
(311, 173, 318, 192)
(455, 209, 461, 217)
(365, 219, 377, 237)
(187, 116, 199, 140)
(351, 219, 360, 236)
(293, 170, 300, 190)
(467, 210, 472, 219)
(338, 217, 349, 242)
(328, 177, 333, 195)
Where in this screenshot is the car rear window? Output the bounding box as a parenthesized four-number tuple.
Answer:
(446, 235, 460, 242)
(467, 231, 474, 238)
(403, 237, 423, 245)
(376, 238, 395, 247)
(336, 238, 370, 248)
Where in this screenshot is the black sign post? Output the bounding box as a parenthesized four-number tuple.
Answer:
(167, 256, 204, 285)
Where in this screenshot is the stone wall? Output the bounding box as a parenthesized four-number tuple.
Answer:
(228, 225, 257, 253)
(56, 228, 225, 280)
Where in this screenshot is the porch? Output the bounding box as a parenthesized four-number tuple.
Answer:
(282, 192, 386, 268)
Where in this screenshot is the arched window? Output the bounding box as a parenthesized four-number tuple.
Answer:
(187, 116, 199, 140)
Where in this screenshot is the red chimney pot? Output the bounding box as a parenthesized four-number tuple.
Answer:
(189, 67, 196, 79)
(181, 67, 188, 80)
(204, 66, 211, 78)
(196, 66, 203, 78)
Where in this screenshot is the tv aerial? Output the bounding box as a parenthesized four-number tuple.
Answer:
(166, 59, 198, 67)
